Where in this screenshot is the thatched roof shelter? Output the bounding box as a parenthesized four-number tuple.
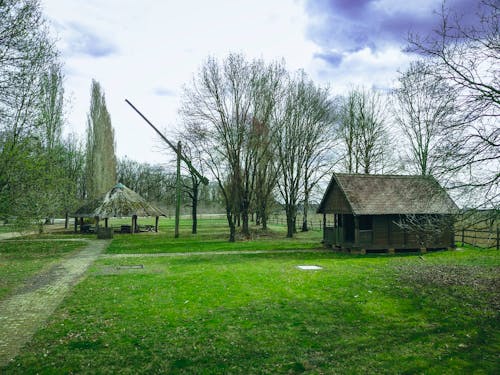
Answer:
(74, 183, 166, 233)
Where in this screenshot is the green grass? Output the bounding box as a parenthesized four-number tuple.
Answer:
(0, 240, 87, 301)
(0, 224, 16, 234)
(106, 219, 323, 254)
(3, 243, 498, 374)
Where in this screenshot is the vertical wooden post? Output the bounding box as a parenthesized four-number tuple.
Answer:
(74, 217, 77, 233)
(322, 214, 326, 242)
(65, 212, 69, 229)
(496, 226, 499, 250)
(354, 215, 359, 247)
(155, 216, 159, 232)
(175, 141, 181, 238)
(461, 228, 465, 247)
(79, 217, 84, 233)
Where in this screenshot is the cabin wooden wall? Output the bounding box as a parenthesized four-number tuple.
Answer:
(330, 214, 454, 250)
(323, 185, 352, 214)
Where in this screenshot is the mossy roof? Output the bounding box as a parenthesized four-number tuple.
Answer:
(75, 183, 166, 218)
(317, 173, 458, 215)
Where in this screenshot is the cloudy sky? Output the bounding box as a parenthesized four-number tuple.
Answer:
(41, 0, 477, 164)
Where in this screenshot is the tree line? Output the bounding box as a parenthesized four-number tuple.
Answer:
(0, 1, 119, 229)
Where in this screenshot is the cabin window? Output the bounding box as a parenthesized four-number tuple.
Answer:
(359, 215, 373, 230)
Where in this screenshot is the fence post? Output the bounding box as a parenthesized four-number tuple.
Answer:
(461, 228, 465, 247)
(497, 226, 499, 250)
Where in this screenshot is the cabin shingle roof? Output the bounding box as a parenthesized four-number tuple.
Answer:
(318, 174, 458, 215)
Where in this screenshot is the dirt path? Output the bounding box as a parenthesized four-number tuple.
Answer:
(0, 239, 110, 367)
(0, 224, 67, 241)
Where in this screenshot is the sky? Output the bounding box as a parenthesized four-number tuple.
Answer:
(41, 0, 479, 165)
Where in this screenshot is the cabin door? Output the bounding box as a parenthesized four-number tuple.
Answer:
(344, 214, 355, 242)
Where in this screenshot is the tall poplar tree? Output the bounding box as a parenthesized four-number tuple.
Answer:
(85, 79, 117, 199)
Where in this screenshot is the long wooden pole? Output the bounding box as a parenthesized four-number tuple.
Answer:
(124, 99, 208, 185)
(175, 141, 181, 238)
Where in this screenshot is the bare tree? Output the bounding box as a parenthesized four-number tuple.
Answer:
(274, 72, 335, 237)
(337, 90, 360, 173)
(181, 54, 285, 241)
(392, 60, 457, 175)
(337, 87, 391, 174)
(408, 0, 499, 209)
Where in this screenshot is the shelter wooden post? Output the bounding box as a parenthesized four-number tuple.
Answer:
(155, 216, 159, 232)
(74, 217, 77, 233)
(132, 215, 137, 234)
(79, 217, 84, 233)
(105, 218, 108, 228)
(354, 215, 360, 247)
(95, 216, 100, 231)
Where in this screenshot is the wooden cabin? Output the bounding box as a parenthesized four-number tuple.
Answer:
(317, 174, 458, 253)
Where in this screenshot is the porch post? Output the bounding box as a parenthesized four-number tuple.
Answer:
(354, 215, 359, 247)
(132, 215, 137, 234)
(322, 213, 326, 241)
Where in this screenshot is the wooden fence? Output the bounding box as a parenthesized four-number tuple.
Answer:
(268, 217, 499, 250)
(268, 217, 331, 231)
(457, 227, 500, 249)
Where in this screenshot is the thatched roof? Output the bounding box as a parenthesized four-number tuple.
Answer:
(75, 183, 166, 218)
(317, 173, 458, 215)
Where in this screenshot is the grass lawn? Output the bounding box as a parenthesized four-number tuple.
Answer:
(0, 240, 88, 301)
(0, 224, 15, 234)
(106, 219, 323, 254)
(2, 233, 498, 374)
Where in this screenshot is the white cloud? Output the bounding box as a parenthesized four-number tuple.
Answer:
(310, 46, 413, 94)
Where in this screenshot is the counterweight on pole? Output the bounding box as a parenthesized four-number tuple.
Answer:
(124, 99, 209, 185)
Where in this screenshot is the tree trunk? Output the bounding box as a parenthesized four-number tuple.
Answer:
(302, 177, 310, 232)
(286, 214, 294, 238)
(191, 182, 198, 234)
(242, 210, 249, 237)
(262, 210, 268, 230)
(226, 210, 236, 242)
(285, 205, 296, 238)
